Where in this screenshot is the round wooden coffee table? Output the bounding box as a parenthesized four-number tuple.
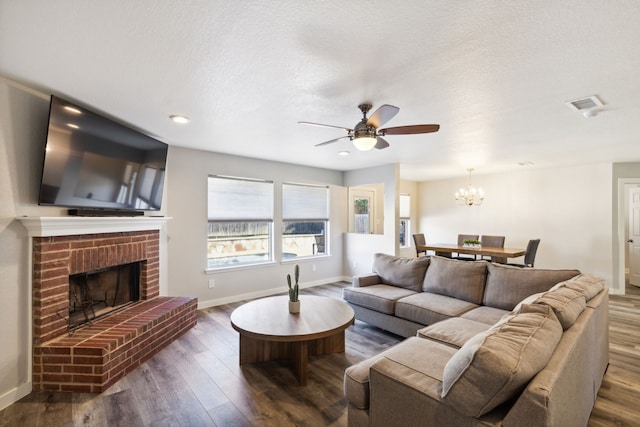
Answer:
(230, 295, 354, 385)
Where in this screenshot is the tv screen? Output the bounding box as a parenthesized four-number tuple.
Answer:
(38, 96, 168, 212)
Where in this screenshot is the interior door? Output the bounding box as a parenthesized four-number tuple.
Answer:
(628, 186, 640, 286)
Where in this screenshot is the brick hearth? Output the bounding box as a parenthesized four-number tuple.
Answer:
(29, 228, 197, 392)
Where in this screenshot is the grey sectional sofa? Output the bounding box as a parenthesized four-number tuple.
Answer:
(343, 253, 609, 427)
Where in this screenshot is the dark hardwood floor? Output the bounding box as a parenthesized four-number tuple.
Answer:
(1, 282, 639, 426)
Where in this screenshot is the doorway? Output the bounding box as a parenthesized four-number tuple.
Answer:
(617, 178, 640, 295)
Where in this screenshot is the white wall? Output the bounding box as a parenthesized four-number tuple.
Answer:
(0, 80, 66, 409)
(165, 146, 347, 308)
(417, 164, 614, 288)
(343, 164, 399, 277)
(399, 179, 419, 259)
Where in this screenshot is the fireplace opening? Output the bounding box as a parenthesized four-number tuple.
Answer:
(68, 261, 141, 331)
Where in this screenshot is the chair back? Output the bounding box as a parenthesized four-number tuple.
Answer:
(524, 239, 541, 267)
(412, 234, 426, 257)
(457, 234, 479, 245)
(480, 235, 505, 247)
(481, 235, 506, 263)
(455, 234, 479, 260)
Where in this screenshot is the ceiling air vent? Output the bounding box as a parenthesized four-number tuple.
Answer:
(565, 95, 603, 112)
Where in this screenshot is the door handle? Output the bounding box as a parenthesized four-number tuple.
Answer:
(628, 239, 634, 243)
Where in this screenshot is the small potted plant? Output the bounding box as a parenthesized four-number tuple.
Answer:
(462, 239, 481, 248)
(287, 264, 300, 313)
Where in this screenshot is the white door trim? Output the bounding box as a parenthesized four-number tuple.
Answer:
(616, 178, 640, 295)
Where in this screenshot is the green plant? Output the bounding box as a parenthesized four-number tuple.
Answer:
(463, 239, 481, 245)
(287, 264, 299, 302)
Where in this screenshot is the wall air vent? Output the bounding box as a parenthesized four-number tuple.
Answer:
(565, 95, 603, 112)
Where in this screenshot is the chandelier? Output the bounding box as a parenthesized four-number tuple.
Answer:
(455, 168, 485, 206)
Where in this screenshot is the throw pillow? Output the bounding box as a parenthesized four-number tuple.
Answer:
(550, 273, 605, 301)
(372, 253, 430, 292)
(533, 287, 586, 330)
(441, 304, 563, 418)
(422, 256, 487, 304)
(483, 263, 580, 310)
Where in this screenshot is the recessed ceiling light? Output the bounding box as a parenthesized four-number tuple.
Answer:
(338, 151, 350, 156)
(170, 114, 190, 124)
(67, 123, 79, 129)
(63, 106, 82, 114)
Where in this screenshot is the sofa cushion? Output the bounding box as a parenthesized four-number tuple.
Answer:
(395, 292, 478, 325)
(459, 306, 511, 325)
(441, 304, 563, 417)
(343, 285, 417, 314)
(534, 287, 586, 330)
(550, 273, 605, 301)
(418, 317, 491, 348)
(483, 263, 580, 310)
(422, 256, 487, 304)
(372, 253, 430, 292)
(344, 336, 457, 410)
(514, 287, 586, 330)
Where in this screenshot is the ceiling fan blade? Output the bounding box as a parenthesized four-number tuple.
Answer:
(380, 124, 440, 135)
(367, 104, 399, 128)
(375, 137, 390, 150)
(315, 135, 351, 147)
(298, 121, 353, 131)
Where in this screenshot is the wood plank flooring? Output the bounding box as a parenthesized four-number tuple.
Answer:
(1, 282, 639, 426)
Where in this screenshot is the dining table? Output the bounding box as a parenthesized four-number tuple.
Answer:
(416, 243, 526, 260)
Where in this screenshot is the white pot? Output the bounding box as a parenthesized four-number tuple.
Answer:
(289, 300, 300, 314)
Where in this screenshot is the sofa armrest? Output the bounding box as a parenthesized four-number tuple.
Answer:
(353, 274, 382, 288)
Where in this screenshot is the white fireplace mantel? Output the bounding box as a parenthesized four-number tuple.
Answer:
(18, 216, 171, 237)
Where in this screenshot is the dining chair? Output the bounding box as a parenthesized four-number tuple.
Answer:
(508, 239, 540, 268)
(480, 235, 506, 263)
(412, 233, 427, 257)
(454, 234, 479, 260)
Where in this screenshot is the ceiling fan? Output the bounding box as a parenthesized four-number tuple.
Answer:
(299, 103, 440, 151)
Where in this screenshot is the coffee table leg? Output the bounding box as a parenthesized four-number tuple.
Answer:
(292, 341, 308, 386)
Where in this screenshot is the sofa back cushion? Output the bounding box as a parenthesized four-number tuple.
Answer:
(441, 304, 563, 417)
(483, 263, 580, 310)
(533, 287, 586, 330)
(550, 273, 605, 301)
(422, 256, 487, 304)
(372, 253, 430, 292)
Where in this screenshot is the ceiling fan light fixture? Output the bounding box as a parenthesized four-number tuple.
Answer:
(353, 136, 377, 151)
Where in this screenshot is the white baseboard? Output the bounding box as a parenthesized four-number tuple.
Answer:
(0, 381, 31, 411)
(197, 276, 350, 309)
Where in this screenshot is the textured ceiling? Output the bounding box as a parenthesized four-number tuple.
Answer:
(2, 1, 640, 181)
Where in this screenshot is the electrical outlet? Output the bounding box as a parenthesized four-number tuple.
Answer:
(208, 279, 215, 288)
(312, 264, 317, 272)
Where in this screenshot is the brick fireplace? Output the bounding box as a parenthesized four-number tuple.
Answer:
(21, 217, 197, 393)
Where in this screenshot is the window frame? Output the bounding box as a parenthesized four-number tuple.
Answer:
(207, 175, 274, 270)
(282, 182, 330, 259)
(399, 193, 411, 248)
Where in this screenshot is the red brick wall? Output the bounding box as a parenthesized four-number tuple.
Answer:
(30, 229, 198, 393)
(32, 230, 160, 345)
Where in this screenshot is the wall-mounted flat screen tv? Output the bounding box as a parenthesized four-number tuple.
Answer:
(38, 96, 169, 212)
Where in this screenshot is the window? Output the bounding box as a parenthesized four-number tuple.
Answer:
(282, 183, 329, 257)
(207, 176, 273, 269)
(399, 193, 411, 248)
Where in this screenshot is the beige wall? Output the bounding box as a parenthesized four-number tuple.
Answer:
(416, 164, 614, 288)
